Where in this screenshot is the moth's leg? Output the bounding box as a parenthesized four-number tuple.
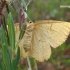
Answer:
(25, 30, 30, 35)
(21, 27, 32, 35)
(21, 28, 26, 31)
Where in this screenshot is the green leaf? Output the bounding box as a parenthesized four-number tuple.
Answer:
(7, 13, 15, 51)
(18, 67, 22, 70)
(0, 27, 8, 47)
(13, 47, 20, 70)
(1, 27, 12, 70)
(2, 42, 12, 70)
(30, 57, 38, 70)
(19, 24, 26, 40)
(0, 27, 2, 45)
(0, 61, 4, 70)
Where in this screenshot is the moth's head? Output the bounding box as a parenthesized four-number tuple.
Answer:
(29, 21, 33, 23)
(26, 21, 34, 27)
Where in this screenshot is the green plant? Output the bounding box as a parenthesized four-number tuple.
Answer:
(0, 0, 70, 70)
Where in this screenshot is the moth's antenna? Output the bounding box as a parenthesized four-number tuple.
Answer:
(33, 8, 40, 20)
(26, 0, 32, 10)
(27, 14, 32, 22)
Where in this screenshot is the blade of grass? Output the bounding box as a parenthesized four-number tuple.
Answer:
(1, 27, 12, 70)
(0, 27, 2, 44)
(13, 46, 20, 70)
(19, 24, 26, 40)
(7, 13, 15, 52)
(33, 59, 38, 70)
(18, 67, 22, 70)
(0, 61, 4, 70)
(30, 57, 38, 70)
(27, 57, 32, 70)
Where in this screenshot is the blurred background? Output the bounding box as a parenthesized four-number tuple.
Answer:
(2, 0, 70, 70)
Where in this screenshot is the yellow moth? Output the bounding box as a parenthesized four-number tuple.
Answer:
(15, 20, 70, 62)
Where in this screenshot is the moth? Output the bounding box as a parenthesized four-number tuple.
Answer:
(15, 20, 70, 62)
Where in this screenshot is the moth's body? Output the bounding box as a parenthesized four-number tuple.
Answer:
(15, 20, 70, 62)
(22, 22, 34, 50)
(15, 22, 34, 57)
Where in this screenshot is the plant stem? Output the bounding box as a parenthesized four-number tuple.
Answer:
(27, 57, 32, 70)
(34, 59, 38, 70)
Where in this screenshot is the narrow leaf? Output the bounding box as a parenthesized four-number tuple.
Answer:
(7, 13, 15, 51)
(13, 47, 20, 70)
(1, 27, 12, 70)
(19, 24, 26, 40)
(0, 61, 4, 70)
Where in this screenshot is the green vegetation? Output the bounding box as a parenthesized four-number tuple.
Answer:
(0, 0, 70, 70)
